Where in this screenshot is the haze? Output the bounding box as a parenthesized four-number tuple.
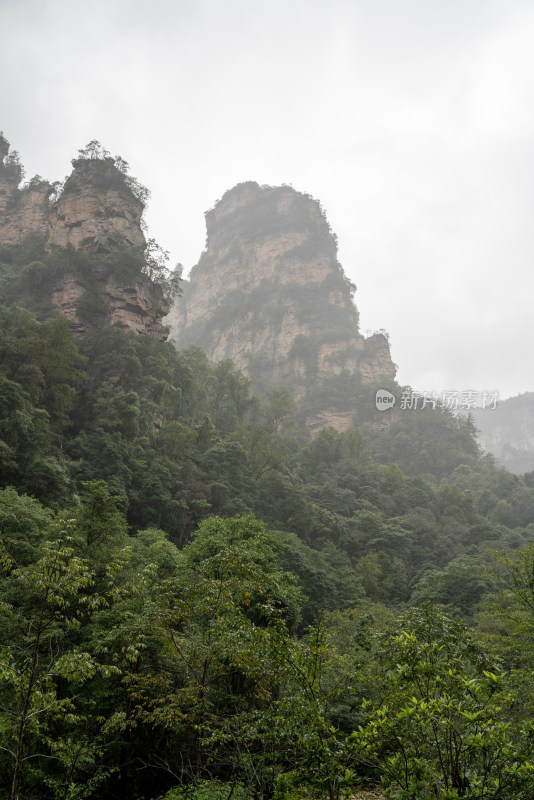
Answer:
(1, 0, 533, 399)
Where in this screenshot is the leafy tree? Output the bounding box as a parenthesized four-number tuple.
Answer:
(279, 530, 365, 625)
(0, 374, 52, 490)
(0, 487, 53, 565)
(118, 516, 304, 793)
(409, 555, 494, 617)
(179, 515, 303, 631)
(371, 406, 480, 480)
(76, 140, 111, 161)
(0, 520, 117, 799)
(69, 480, 128, 566)
(351, 605, 534, 799)
(261, 386, 295, 433)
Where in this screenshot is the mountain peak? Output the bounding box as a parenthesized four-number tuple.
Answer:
(167, 182, 395, 432)
(0, 136, 168, 339)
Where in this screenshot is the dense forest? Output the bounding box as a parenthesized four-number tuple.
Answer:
(2, 156, 534, 800)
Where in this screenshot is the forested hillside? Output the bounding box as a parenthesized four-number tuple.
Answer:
(2, 142, 534, 799)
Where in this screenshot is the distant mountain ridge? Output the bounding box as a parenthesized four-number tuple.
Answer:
(471, 392, 534, 474)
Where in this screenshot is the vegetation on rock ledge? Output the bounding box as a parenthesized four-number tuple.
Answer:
(1, 147, 534, 799)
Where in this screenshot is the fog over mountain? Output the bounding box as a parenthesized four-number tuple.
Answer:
(2, 0, 534, 398)
(5, 12, 534, 793)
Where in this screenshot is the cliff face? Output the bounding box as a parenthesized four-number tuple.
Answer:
(44, 156, 168, 339)
(48, 158, 146, 253)
(49, 269, 169, 339)
(167, 182, 396, 432)
(0, 137, 168, 339)
(0, 141, 51, 246)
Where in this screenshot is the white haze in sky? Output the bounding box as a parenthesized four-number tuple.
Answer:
(1, 0, 533, 399)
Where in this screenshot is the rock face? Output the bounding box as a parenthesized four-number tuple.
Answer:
(167, 182, 396, 432)
(0, 136, 168, 339)
(49, 269, 169, 339)
(48, 158, 146, 253)
(0, 137, 51, 245)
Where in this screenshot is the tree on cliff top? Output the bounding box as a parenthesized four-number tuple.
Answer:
(68, 139, 150, 206)
(0, 132, 24, 183)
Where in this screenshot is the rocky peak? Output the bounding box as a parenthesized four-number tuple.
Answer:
(167, 182, 396, 433)
(0, 136, 168, 340)
(48, 156, 146, 253)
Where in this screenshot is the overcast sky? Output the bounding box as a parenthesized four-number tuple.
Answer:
(2, 0, 533, 399)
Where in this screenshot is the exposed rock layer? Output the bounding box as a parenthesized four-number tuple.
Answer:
(167, 182, 396, 432)
(48, 158, 146, 252)
(0, 140, 168, 339)
(49, 270, 169, 339)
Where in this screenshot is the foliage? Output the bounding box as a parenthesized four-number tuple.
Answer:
(3, 193, 534, 797)
(371, 405, 481, 480)
(156, 780, 249, 800)
(0, 519, 119, 799)
(0, 486, 53, 564)
(351, 605, 534, 799)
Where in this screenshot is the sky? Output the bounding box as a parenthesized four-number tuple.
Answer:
(1, 0, 533, 400)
